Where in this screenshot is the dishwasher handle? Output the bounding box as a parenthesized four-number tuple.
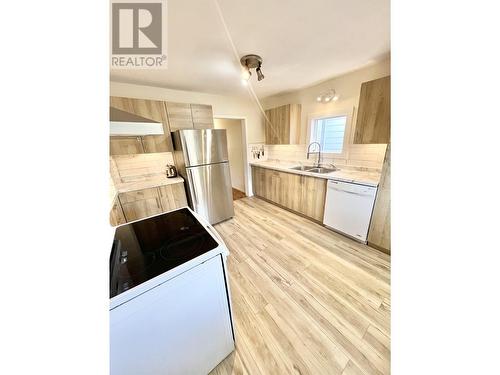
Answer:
(328, 180, 377, 197)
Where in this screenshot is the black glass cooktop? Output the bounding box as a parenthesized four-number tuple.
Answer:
(110, 208, 219, 298)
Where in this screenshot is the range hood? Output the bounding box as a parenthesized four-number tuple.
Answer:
(110, 107, 164, 136)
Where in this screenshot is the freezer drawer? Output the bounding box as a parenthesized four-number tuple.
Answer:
(186, 162, 234, 224)
(323, 180, 377, 242)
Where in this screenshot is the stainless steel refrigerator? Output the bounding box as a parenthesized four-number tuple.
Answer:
(172, 129, 234, 224)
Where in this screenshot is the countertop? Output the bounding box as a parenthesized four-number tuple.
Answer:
(250, 160, 380, 187)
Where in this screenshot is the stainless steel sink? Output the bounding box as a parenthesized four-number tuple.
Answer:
(307, 167, 337, 174)
(289, 165, 315, 171)
(289, 165, 337, 174)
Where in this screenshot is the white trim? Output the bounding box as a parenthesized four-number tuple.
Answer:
(213, 115, 250, 197)
(307, 108, 353, 160)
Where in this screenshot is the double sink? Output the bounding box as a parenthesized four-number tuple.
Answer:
(289, 165, 337, 174)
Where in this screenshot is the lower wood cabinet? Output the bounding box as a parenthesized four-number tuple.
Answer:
(119, 187, 164, 222)
(158, 184, 188, 211)
(110, 198, 126, 227)
(251, 166, 326, 222)
(111, 183, 188, 225)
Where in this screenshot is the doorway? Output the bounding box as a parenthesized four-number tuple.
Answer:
(214, 118, 247, 201)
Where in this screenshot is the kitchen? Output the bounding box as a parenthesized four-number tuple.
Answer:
(5, 0, 500, 374)
(108, 0, 391, 369)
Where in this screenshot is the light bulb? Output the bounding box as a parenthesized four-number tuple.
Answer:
(324, 96, 331, 102)
(241, 68, 251, 81)
(332, 95, 339, 101)
(241, 78, 248, 86)
(316, 96, 322, 102)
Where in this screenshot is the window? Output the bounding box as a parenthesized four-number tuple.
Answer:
(310, 115, 347, 154)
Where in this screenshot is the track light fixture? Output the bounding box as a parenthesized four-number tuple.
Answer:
(240, 54, 265, 83)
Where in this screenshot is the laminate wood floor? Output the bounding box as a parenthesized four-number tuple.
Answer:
(210, 197, 391, 375)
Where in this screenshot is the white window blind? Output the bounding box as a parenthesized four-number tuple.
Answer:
(311, 115, 347, 153)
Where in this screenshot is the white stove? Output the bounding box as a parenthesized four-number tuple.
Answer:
(109, 207, 234, 375)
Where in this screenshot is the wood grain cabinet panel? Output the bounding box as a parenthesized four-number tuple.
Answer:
(264, 104, 301, 144)
(110, 96, 173, 152)
(166, 102, 194, 131)
(354, 76, 391, 144)
(368, 144, 391, 253)
(110, 199, 126, 227)
(299, 175, 327, 221)
(118, 187, 163, 222)
(251, 166, 326, 222)
(251, 166, 265, 198)
(191, 104, 214, 129)
(157, 184, 188, 212)
(110, 136, 144, 155)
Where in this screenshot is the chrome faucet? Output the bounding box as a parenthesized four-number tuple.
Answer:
(307, 142, 322, 167)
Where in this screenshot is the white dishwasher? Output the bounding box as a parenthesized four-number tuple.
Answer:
(323, 179, 378, 243)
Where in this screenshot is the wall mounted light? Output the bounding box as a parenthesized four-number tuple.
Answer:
(316, 89, 339, 103)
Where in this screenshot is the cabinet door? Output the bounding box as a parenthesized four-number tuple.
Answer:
(283, 172, 303, 212)
(368, 144, 391, 253)
(119, 188, 163, 222)
(110, 136, 144, 155)
(157, 183, 188, 212)
(110, 97, 173, 152)
(264, 104, 301, 144)
(166, 102, 194, 131)
(191, 104, 214, 129)
(299, 175, 327, 221)
(110, 199, 126, 226)
(265, 107, 282, 144)
(251, 166, 264, 198)
(354, 76, 390, 144)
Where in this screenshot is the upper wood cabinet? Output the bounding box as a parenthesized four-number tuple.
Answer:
(110, 96, 173, 153)
(368, 144, 391, 253)
(251, 166, 326, 222)
(166, 102, 194, 131)
(354, 76, 391, 144)
(191, 104, 214, 129)
(166, 102, 215, 131)
(264, 104, 301, 144)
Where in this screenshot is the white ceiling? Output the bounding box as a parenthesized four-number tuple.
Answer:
(110, 0, 390, 98)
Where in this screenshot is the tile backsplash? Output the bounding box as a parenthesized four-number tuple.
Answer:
(110, 152, 175, 184)
(263, 143, 387, 171)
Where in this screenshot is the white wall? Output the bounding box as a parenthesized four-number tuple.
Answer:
(110, 82, 265, 143)
(214, 118, 246, 192)
(260, 59, 390, 169)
